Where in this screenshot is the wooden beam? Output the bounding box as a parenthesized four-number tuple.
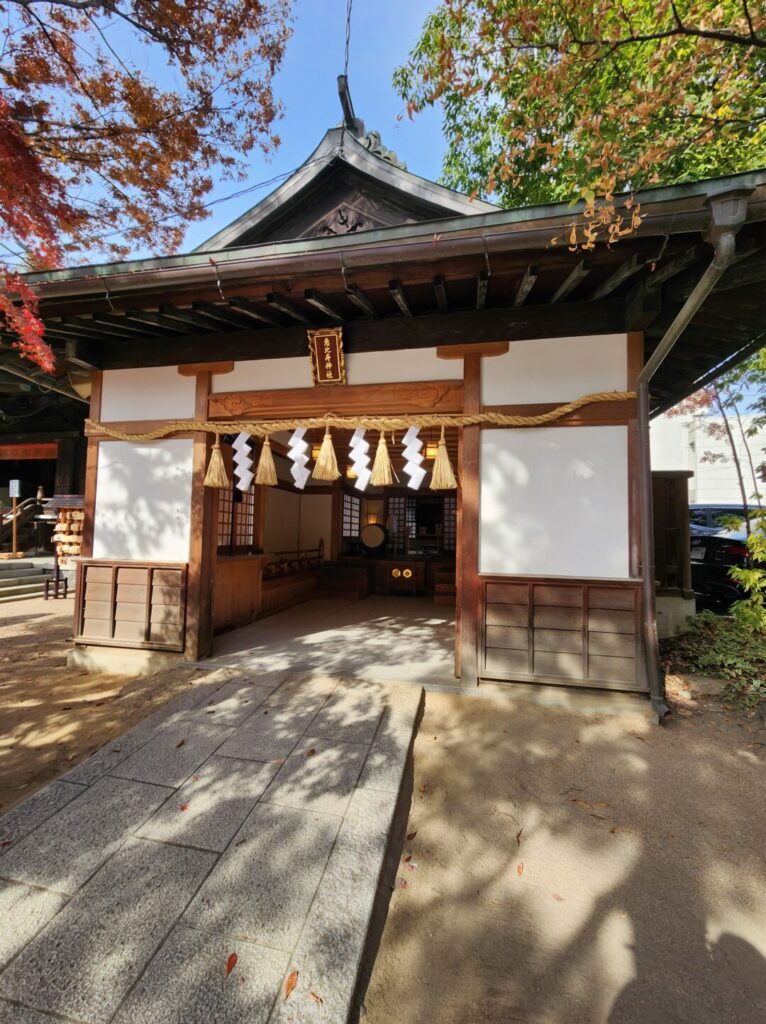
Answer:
(266, 292, 311, 323)
(513, 265, 538, 307)
(388, 280, 412, 317)
(81, 370, 102, 559)
(475, 269, 489, 310)
(90, 297, 627, 370)
(590, 254, 645, 300)
(345, 284, 378, 318)
(304, 289, 343, 322)
(178, 361, 234, 377)
(437, 342, 509, 360)
(228, 297, 279, 326)
(123, 310, 190, 333)
(645, 246, 698, 291)
(64, 339, 99, 371)
(87, 313, 160, 337)
(160, 305, 220, 332)
(192, 301, 251, 329)
(209, 379, 464, 420)
(433, 275, 449, 314)
(551, 259, 591, 303)
(185, 370, 217, 661)
(61, 318, 137, 341)
(459, 353, 481, 686)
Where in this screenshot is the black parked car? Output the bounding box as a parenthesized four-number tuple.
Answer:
(690, 529, 754, 608)
(689, 503, 751, 536)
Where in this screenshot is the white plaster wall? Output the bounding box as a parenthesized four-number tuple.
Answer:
(479, 426, 630, 579)
(100, 367, 196, 420)
(212, 347, 456, 393)
(344, 348, 455, 384)
(92, 440, 193, 562)
(482, 334, 628, 406)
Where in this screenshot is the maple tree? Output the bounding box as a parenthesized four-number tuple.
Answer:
(396, 0, 766, 246)
(1, 0, 292, 370)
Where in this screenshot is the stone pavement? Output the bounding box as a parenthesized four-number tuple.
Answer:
(0, 670, 422, 1024)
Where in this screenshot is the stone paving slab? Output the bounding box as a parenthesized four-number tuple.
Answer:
(0, 776, 170, 894)
(0, 838, 216, 1024)
(263, 739, 371, 817)
(111, 719, 235, 788)
(137, 756, 279, 852)
(0, 881, 68, 970)
(215, 702, 322, 763)
(182, 803, 341, 950)
(0, 673, 424, 1024)
(0, 1002, 56, 1024)
(0, 780, 85, 851)
(179, 680, 278, 727)
(112, 923, 288, 1024)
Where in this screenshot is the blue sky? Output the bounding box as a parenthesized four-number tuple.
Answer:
(184, 0, 445, 251)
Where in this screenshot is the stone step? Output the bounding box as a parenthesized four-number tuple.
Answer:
(0, 567, 50, 584)
(0, 560, 35, 573)
(0, 581, 49, 602)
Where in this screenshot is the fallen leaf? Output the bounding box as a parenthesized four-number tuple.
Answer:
(310, 992, 324, 1006)
(515, 827, 524, 846)
(398, 877, 408, 888)
(192, 775, 199, 781)
(180, 803, 189, 812)
(589, 813, 608, 821)
(305, 748, 316, 758)
(552, 894, 565, 902)
(517, 862, 524, 877)
(403, 854, 412, 863)
(406, 830, 417, 841)
(273, 759, 286, 767)
(176, 739, 186, 748)
(609, 825, 618, 834)
(1, 839, 12, 848)
(594, 801, 610, 808)
(235, 838, 246, 847)
(285, 970, 298, 1001)
(226, 952, 237, 977)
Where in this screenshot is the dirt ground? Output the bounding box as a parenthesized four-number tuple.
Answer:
(363, 689, 766, 1024)
(0, 597, 204, 814)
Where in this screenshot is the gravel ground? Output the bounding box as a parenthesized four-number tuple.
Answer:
(0, 597, 203, 813)
(362, 689, 766, 1024)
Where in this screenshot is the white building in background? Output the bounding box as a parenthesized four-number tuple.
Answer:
(651, 412, 766, 503)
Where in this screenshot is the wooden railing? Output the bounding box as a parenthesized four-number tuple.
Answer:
(74, 559, 187, 652)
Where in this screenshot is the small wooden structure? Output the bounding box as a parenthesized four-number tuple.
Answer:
(16, 92, 766, 708)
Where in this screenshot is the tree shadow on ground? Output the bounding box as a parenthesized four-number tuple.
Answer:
(361, 693, 766, 1024)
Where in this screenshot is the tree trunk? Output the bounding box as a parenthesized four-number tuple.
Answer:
(713, 387, 751, 540)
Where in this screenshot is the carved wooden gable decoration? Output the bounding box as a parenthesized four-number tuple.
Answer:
(196, 126, 497, 252)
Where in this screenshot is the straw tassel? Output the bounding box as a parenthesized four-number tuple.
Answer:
(204, 434, 230, 488)
(312, 427, 340, 481)
(254, 436, 278, 486)
(370, 430, 394, 486)
(430, 427, 457, 490)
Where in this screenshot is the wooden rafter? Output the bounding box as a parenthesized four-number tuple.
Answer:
(513, 265, 538, 307)
(389, 280, 412, 317)
(589, 254, 645, 300)
(551, 259, 591, 303)
(266, 292, 311, 323)
(304, 289, 343, 321)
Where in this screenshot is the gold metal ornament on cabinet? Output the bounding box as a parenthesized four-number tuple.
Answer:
(403, 568, 413, 579)
(391, 568, 401, 578)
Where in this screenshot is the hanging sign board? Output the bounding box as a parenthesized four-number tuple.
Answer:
(308, 327, 346, 386)
(8, 480, 21, 499)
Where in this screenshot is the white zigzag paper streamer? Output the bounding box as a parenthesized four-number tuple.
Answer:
(401, 425, 426, 490)
(348, 427, 371, 492)
(288, 427, 311, 490)
(232, 432, 254, 492)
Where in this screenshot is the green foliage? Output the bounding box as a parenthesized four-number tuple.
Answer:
(396, 0, 766, 208)
(662, 611, 766, 707)
(730, 513, 766, 633)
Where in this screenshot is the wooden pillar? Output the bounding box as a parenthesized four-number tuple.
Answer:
(80, 370, 102, 558)
(54, 438, 76, 495)
(185, 371, 218, 661)
(459, 353, 482, 686)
